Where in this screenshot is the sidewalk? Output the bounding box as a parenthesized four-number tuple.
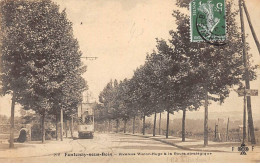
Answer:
(122, 133, 259, 153)
(0, 138, 73, 159)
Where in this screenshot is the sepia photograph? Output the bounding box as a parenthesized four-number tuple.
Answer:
(0, 0, 260, 163)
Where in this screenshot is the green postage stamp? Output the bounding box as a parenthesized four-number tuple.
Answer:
(190, 0, 226, 43)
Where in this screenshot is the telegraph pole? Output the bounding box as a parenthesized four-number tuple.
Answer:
(239, 0, 256, 144)
(242, 0, 260, 55)
(242, 90, 246, 145)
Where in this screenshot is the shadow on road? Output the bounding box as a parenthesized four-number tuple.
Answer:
(111, 145, 177, 150)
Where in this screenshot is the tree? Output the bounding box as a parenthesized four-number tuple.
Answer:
(163, 0, 257, 145)
(143, 53, 168, 137)
(99, 80, 114, 132)
(144, 50, 194, 139)
(131, 64, 155, 135)
(0, 0, 39, 147)
(127, 78, 141, 134)
(116, 79, 132, 133)
(154, 34, 204, 141)
(111, 79, 121, 133)
(0, 0, 86, 144)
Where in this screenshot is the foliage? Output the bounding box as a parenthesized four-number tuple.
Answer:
(0, 0, 86, 120)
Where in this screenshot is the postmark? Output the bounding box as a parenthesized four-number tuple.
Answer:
(190, 0, 226, 45)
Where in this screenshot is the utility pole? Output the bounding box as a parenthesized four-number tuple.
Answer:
(242, 0, 260, 55)
(248, 119, 251, 142)
(242, 90, 247, 145)
(239, 0, 256, 144)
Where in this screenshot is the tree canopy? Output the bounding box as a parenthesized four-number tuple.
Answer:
(0, 0, 87, 144)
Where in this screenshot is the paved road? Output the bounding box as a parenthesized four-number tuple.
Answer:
(1, 133, 259, 163)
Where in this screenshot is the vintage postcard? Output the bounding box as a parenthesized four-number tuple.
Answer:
(0, 0, 260, 163)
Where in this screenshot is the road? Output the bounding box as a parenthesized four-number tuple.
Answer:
(1, 133, 259, 163)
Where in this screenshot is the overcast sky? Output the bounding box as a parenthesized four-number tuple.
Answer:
(0, 0, 260, 122)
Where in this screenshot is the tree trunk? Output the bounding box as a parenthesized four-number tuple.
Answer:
(132, 115, 135, 134)
(42, 111, 45, 143)
(60, 109, 63, 141)
(108, 119, 111, 132)
(182, 110, 186, 142)
(56, 113, 58, 140)
(116, 119, 119, 133)
(153, 112, 157, 137)
(172, 112, 175, 136)
(204, 89, 209, 146)
(214, 123, 217, 140)
(65, 119, 68, 138)
(226, 117, 229, 142)
(159, 112, 161, 135)
(71, 116, 74, 138)
(142, 114, 146, 135)
(166, 110, 170, 139)
(123, 119, 127, 133)
(9, 92, 16, 148)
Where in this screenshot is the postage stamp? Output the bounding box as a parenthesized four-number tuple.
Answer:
(190, 0, 226, 43)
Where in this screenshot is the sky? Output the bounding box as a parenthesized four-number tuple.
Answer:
(0, 0, 260, 123)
